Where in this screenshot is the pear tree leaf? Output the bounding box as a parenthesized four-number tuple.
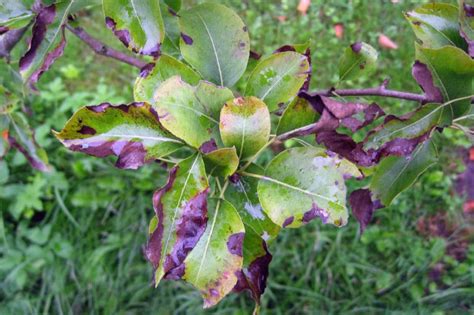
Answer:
(178, 3, 250, 87)
(203, 147, 239, 178)
(245, 51, 310, 111)
(459, 0, 474, 57)
(338, 42, 378, 82)
(219, 97, 270, 160)
(103, 0, 165, 57)
(276, 97, 318, 135)
(55, 102, 182, 169)
(0, 0, 33, 32)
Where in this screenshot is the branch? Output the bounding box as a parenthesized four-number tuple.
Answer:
(311, 85, 431, 103)
(66, 24, 147, 69)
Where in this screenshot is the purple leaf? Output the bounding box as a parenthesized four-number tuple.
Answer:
(412, 61, 443, 103)
(349, 189, 382, 233)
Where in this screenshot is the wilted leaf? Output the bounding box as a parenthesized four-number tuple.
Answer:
(179, 3, 249, 87)
(338, 42, 378, 82)
(256, 147, 358, 228)
(153, 76, 233, 149)
(203, 147, 239, 178)
(364, 103, 442, 151)
(183, 198, 244, 308)
(370, 140, 438, 206)
(276, 97, 318, 135)
(220, 97, 270, 160)
(8, 112, 50, 172)
(349, 189, 382, 233)
(245, 51, 310, 111)
(145, 154, 209, 285)
(55, 102, 182, 169)
(134, 54, 200, 103)
(415, 44, 474, 123)
(103, 0, 165, 57)
(19, 1, 73, 86)
(405, 3, 467, 50)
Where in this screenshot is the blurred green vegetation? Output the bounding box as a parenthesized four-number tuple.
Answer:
(1, 1, 473, 314)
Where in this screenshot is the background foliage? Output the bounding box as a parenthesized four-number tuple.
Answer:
(1, 0, 473, 314)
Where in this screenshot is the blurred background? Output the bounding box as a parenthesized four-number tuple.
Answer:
(1, 0, 474, 314)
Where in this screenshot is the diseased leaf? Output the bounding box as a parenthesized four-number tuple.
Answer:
(225, 164, 280, 243)
(145, 154, 209, 286)
(415, 44, 474, 123)
(195, 80, 234, 121)
(134, 54, 201, 104)
(338, 42, 378, 82)
(178, 3, 250, 87)
(153, 76, 233, 149)
(256, 147, 357, 228)
(0, 0, 33, 32)
(220, 97, 270, 160)
(160, 0, 181, 57)
(405, 3, 467, 50)
(183, 198, 244, 308)
(277, 97, 318, 135)
(103, 0, 164, 57)
(19, 1, 73, 86)
(349, 189, 382, 233)
(203, 147, 239, 178)
(412, 61, 443, 103)
(245, 51, 310, 111)
(55, 102, 182, 169)
(370, 140, 438, 206)
(8, 112, 50, 172)
(364, 103, 442, 151)
(459, 0, 474, 57)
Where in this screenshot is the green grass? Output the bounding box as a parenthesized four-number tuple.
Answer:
(1, 1, 473, 314)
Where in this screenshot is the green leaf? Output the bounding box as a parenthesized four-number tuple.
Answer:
(153, 76, 233, 149)
(178, 3, 250, 87)
(148, 154, 209, 286)
(415, 44, 474, 123)
(134, 54, 201, 104)
(219, 97, 270, 160)
(370, 140, 438, 206)
(183, 198, 244, 308)
(245, 51, 310, 111)
(9, 112, 50, 172)
(256, 147, 355, 228)
(55, 102, 182, 169)
(195, 81, 234, 121)
(459, 0, 474, 57)
(276, 97, 318, 135)
(163, 0, 180, 12)
(103, 0, 165, 57)
(338, 42, 378, 82)
(405, 3, 467, 50)
(225, 164, 280, 242)
(19, 1, 74, 86)
(203, 147, 239, 178)
(364, 103, 442, 150)
(160, 0, 181, 57)
(0, 0, 33, 30)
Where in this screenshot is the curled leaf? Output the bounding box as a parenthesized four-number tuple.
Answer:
(55, 102, 182, 169)
(349, 189, 382, 233)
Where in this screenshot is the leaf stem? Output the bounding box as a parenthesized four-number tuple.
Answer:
(65, 24, 147, 69)
(240, 136, 276, 171)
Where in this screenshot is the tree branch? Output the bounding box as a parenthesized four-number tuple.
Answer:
(65, 24, 147, 69)
(310, 86, 431, 103)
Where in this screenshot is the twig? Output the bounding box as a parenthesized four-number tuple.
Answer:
(65, 24, 147, 69)
(311, 86, 431, 103)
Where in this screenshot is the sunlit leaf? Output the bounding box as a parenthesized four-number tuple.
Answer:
(179, 3, 249, 87)
(338, 42, 378, 82)
(134, 54, 200, 104)
(153, 76, 233, 149)
(103, 0, 165, 57)
(55, 102, 182, 169)
(145, 154, 209, 285)
(183, 198, 244, 308)
(406, 3, 467, 50)
(245, 51, 310, 111)
(256, 147, 358, 228)
(370, 140, 438, 206)
(219, 97, 270, 159)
